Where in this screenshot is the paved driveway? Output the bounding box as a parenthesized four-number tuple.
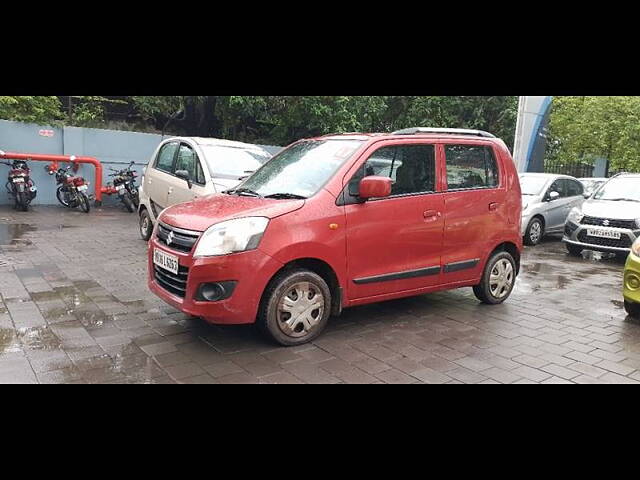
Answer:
(1, 205, 640, 384)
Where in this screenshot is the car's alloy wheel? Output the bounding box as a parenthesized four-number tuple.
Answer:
(489, 259, 514, 300)
(525, 218, 543, 246)
(276, 281, 325, 338)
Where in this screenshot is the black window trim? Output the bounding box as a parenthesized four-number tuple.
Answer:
(443, 143, 501, 192)
(177, 142, 207, 187)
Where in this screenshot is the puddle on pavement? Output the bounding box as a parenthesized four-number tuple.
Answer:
(0, 328, 21, 353)
(0, 224, 36, 246)
(0, 326, 61, 354)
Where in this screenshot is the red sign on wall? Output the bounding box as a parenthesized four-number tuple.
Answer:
(39, 129, 55, 137)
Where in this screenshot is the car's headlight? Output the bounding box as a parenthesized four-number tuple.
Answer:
(567, 207, 584, 225)
(193, 217, 269, 258)
(632, 239, 640, 257)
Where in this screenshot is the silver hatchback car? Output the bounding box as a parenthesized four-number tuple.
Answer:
(563, 173, 640, 255)
(520, 173, 587, 246)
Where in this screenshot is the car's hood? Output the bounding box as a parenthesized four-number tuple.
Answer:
(582, 199, 640, 220)
(160, 194, 305, 232)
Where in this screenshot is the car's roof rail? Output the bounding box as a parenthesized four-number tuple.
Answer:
(391, 127, 496, 138)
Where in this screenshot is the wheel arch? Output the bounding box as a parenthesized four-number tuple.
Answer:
(260, 257, 343, 317)
(489, 242, 521, 275)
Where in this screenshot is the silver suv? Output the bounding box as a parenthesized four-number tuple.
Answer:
(563, 173, 640, 255)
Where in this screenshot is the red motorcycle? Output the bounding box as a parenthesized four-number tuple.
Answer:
(48, 165, 91, 213)
(2, 159, 37, 211)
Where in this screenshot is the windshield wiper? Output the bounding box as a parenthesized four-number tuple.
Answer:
(264, 193, 308, 200)
(226, 188, 262, 198)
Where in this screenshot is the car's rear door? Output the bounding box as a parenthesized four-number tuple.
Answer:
(440, 141, 506, 283)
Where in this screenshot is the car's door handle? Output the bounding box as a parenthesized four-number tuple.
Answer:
(489, 202, 500, 211)
(423, 210, 441, 220)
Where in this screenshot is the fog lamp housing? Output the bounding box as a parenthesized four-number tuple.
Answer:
(196, 281, 237, 302)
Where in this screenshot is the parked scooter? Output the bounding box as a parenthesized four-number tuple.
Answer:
(108, 161, 139, 213)
(48, 165, 91, 213)
(2, 159, 37, 211)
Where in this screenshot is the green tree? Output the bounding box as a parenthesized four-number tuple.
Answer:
(0, 96, 63, 124)
(548, 96, 640, 172)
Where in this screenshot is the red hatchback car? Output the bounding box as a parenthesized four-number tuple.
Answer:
(148, 128, 523, 346)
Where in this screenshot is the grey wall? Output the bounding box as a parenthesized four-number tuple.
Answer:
(0, 120, 282, 206)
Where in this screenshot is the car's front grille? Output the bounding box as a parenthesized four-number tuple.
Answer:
(577, 230, 633, 249)
(156, 222, 200, 253)
(581, 216, 636, 230)
(154, 264, 189, 298)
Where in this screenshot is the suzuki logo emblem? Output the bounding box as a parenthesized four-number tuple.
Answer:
(166, 231, 175, 245)
(603, 220, 610, 226)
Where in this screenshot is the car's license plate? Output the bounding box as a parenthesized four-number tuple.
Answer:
(587, 228, 621, 240)
(78, 185, 88, 192)
(12, 178, 24, 183)
(153, 248, 179, 275)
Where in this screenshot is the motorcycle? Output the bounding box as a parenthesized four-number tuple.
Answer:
(49, 165, 91, 213)
(108, 161, 139, 213)
(3, 159, 37, 211)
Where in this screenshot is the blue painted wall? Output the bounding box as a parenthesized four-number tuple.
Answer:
(0, 120, 282, 206)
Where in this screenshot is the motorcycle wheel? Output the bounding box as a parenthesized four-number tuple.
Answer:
(121, 193, 135, 213)
(56, 186, 71, 207)
(15, 191, 29, 212)
(131, 191, 140, 209)
(78, 192, 91, 213)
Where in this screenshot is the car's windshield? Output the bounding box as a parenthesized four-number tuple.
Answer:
(519, 176, 549, 196)
(593, 177, 640, 202)
(232, 139, 365, 198)
(200, 145, 272, 179)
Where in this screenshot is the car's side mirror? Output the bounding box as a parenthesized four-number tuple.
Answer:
(175, 169, 192, 189)
(548, 191, 560, 201)
(359, 176, 392, 200)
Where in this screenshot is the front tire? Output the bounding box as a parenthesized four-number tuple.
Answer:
(524, 217, 544, 246)
(257, 269, 332, 346)
(139, 209, 153, 241)
(78, 192, 91, 213)
(473, 251, 517, 305)
(56, 186, 71, 207)
(624, 300, 640, 318)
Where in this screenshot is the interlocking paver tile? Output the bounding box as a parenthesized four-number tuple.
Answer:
(3, 206, 640, 383)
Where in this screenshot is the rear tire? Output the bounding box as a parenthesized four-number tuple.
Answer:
(78, 192, 91, 213)
(566, 243, 584, 256)
(15, 191, 28, 212)
(524, 217, 544, 246)
(624, 300, 640, 318)
(139, 209, 153, 241)
(257, 268, 332, 347)
(473, 251, 517, 305)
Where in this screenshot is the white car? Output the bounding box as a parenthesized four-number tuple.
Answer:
(138, 137, 272, 240)
(520, 173, 587, 246)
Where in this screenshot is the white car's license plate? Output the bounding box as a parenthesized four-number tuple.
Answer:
(153, 248, 179, 275)
(77, 185, 88, 192)
(12, 177, 24, 183)
(587, 228, 621, 240)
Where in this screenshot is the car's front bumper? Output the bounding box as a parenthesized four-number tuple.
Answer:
(147, 236, 284, 325)
(562, 220, 639, 253)
(624, 251, 640, 304)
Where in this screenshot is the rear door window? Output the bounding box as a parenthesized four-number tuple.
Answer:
(155, 142, 179, 173)
(445, 145, 499, 190)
